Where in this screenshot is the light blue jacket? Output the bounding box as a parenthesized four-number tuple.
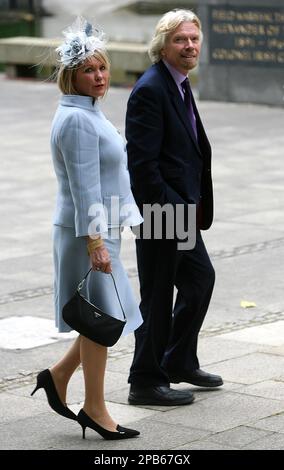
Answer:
(50, 95, 143, 237)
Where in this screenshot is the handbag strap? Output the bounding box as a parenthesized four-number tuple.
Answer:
(77, 268, 126, 321)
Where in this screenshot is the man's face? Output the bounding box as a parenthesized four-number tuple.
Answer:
(161, 21, 202, 74)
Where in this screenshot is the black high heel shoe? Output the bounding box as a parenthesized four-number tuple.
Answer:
(31, 369, 77, 421)
(77, 409, 140, 440)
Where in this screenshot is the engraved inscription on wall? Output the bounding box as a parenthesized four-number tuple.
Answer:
(209, 5, 284, 67)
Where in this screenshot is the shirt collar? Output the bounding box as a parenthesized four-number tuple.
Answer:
(162, 59, 187, 86)
(60, 94, 100, 112)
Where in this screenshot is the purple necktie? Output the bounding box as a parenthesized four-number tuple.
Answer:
(181, 78, 198, 140)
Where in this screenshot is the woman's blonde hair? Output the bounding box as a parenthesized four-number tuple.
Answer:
(56, 49, 110, 95)
(148, 9, 203, 64)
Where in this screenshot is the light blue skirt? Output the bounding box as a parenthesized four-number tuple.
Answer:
(53, 226, 143, 336)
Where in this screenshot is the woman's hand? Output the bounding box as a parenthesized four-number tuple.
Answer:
(90, 244, 112, 274)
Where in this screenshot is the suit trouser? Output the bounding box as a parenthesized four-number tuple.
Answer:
(128, 231, 215, 386)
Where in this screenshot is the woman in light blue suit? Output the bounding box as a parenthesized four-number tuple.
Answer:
(31, 18, 143, 440)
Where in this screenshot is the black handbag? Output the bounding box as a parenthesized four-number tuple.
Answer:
(62, 268, 126, 347)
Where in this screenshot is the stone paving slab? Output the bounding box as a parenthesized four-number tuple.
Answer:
(242, 433, 284, 450)
(0, 413, 83, 450)
(0, 253, 53, 295)
(260, 344, 284, 357)
(157, 392, 284, 433)
(250, 412, 284, 434)
(204, 425, 274, 449)
(202, 220, 284, 253)
(174, 441, 240, 450)
(0, 296, 54, 321)
(231, 210, 284, 230)
(217, 320, 284, 347)
(203, 352, 284, 385)
(0, 392, 49, 424)
(0, 316, 77, 350)
(197, 336, 260, 366)
(0, 413, 209, 451)
(0, 340, 74, 380)
(202, 248, 284, 329)
(237, 381, 284, 401)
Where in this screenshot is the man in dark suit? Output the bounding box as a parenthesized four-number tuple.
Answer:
(126, 9, 223, 406)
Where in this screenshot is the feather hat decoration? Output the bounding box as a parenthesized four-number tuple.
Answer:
(56, 17, 107, 67)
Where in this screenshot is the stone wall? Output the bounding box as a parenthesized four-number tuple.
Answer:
(198, 0, 284, 106)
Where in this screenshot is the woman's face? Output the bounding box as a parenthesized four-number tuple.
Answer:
(73, 56, 110, 98)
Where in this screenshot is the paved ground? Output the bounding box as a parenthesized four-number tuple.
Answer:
(0, 74, 284, 451)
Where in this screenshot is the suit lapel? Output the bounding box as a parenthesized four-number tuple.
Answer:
(156, 61, 202, 156)
(171, 93, 202, 155)
(190, 91, 212, 159)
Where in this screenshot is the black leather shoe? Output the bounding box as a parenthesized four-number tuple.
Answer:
(169, 369, 223, 388)
(128, 385, 195, 406)
(77, 409, 140, 440)
(31, 369, 77, 421)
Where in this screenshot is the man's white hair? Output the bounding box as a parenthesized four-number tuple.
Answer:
(148, 9, 203, 64)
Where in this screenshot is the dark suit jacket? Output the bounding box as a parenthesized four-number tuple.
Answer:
(126, 60, 213, 231)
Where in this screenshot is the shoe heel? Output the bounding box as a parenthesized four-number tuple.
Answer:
(31, 371, 45, 396)
(81, 425, 86, 439)
(30, 383, 41, 396)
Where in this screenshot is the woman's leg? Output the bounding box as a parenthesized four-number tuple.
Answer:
(49, 335, 81, 404)
(80, 335, 117, 432)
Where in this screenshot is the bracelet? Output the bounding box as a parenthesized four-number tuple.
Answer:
(88, 234, 101, 240)
(87, 238, 104, 255)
